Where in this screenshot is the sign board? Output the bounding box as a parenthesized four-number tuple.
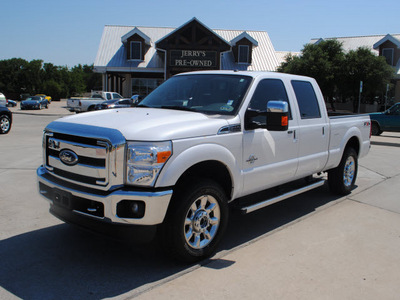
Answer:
(170, 50, 217, 68)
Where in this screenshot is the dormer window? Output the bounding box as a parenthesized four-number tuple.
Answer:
(238, 45, 250, 63)
(382, 48, 394, 65)
(130, 41, 142, 60)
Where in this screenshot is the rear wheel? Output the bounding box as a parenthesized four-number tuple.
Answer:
(328, 147, 358, 195)
(371, 122, 382, 136)
(160, 179, 229, 263)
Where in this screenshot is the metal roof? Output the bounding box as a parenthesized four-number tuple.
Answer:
(94, 25, 280, 73)
(310, 34, 400, 54)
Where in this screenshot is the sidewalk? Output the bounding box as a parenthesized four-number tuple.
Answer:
(131, 133, 400, 300)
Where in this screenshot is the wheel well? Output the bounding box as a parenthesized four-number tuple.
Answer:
(174, 161, 233, 200)
(371, 120, 380, 128)
(345, 136, 360, 156)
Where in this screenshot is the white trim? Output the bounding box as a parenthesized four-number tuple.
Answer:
(373, 34, 400, 49)
(231, 31, 258, 47)
(122, 27, 151, 45)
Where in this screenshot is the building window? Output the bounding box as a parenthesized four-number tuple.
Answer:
(238, 45, 249, 63)
(130, 41, 142, 60)
(382, 48, 394, 65)
(132, 78, 163, 96)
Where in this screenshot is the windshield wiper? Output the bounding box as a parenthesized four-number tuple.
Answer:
(160, 105, 198, 112)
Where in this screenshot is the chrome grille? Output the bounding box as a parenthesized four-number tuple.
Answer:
(42, 122, 126, 191)
(44, 132, 110, 187)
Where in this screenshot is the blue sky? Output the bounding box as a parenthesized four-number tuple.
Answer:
(1, 0, 399, 67)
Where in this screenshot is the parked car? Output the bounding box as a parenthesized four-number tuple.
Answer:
(35, 94, 52, 103)
(6, 99, 17, 107)
(94, 98, 135, 110)
(0, 106, 12, 134)
(20, 96, 49, 110)
(370, 102, 400, 135)
(0, 92, 6, 107)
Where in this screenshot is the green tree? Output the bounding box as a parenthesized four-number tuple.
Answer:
(278, 40, 345, 106)
(278, 40, 394, 112)
(339, 47, 393, 111)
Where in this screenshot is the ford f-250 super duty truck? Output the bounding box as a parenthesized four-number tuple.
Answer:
(37, 71, 371, 262)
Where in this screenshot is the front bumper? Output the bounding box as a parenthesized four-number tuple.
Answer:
(37, 166, 172, 226)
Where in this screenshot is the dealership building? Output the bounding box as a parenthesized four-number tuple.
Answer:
(93, 18, 285, 98)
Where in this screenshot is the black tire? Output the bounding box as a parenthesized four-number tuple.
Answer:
(371, 122, 382, 136)
(159, 178, 229, 263)
(0, 114, 11, 134)
(328, 147, 358, 195)
(88, 106, 95, 111)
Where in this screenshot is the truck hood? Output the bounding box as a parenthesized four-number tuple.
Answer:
(52, 108, 231, 140)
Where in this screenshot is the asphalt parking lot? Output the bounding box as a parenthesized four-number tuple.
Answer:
(1, 101, 400, 299)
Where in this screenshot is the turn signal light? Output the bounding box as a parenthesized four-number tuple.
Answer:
(157, 151, 172, 163)
(281, 116, 288, 127)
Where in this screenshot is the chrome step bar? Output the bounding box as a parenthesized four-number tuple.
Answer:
(241, 179, 326, 214)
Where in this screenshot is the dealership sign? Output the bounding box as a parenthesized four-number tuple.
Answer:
(170, 50, 217, 68)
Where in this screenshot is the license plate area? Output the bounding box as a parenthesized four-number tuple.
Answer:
(53, 189, 72, 209)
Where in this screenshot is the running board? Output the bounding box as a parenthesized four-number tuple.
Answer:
(241, 179, 326, 214)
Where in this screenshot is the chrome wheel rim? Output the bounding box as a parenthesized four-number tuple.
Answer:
(184, 195, 221, 249)
(343, 156, 355, 187)
(0, 117, 10, 132)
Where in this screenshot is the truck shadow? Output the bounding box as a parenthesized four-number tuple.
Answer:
(0, 184, 340, 299)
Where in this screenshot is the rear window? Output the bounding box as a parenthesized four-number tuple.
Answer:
(291, 80, 321, 119)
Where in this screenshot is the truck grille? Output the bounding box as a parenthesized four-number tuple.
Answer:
(44, 132, 112, 188)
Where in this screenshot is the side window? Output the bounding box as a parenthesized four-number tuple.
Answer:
(248, 79, 291, 120)
(291, 80, 321, 119)
(238, 45, 249, 63)
(106, 93, 111, 100)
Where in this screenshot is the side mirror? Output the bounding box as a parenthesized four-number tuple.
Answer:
(266, 101, 289, 131)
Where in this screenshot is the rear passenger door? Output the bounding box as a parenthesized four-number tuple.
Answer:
(291, 80, 329, 177)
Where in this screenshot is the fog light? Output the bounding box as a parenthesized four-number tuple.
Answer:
(117, 200, 145, 218)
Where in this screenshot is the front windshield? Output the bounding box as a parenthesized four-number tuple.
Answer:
(138, 74, 252, 115)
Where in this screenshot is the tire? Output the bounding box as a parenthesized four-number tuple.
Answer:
(371, 122, 382, 136)
(160, 179, 229, 263)
(328, 147, 358, 195)
(0, 114, 11, 134)
(88, 106, 95, 111)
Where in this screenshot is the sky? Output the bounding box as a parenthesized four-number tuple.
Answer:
(1, 0, 399, 67)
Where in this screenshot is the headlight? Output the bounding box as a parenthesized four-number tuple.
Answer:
(126, 141, 172, 186)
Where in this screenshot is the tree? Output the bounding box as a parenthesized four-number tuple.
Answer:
(0, 58, 102, 100)
(278, 40, 345, 109)
(278, 40, 394, 112)
(339, 47, 393, 111)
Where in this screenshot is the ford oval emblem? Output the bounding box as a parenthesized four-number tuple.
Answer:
(59, 149, 79, 166)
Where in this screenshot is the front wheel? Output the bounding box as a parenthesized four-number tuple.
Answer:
(160, 179, 229, 263)
(0, 114, 11, 134)
(328, 147, 358, 195)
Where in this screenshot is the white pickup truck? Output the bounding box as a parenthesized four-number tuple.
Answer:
(67, 91, 124, 112)
(37, 71, 371, 262)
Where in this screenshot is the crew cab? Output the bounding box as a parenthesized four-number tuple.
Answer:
(370, 102, 400, 135)
(37, 71, 371, 262)
(67, 91, 124, 113)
